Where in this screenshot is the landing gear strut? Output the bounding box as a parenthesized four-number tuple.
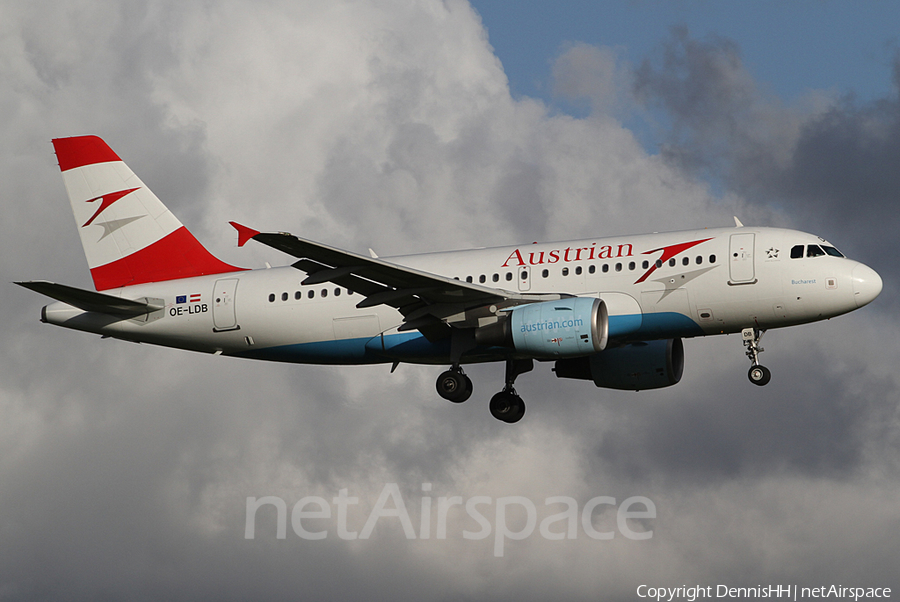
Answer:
(489, 358, 532, 423)
(436, 365, 473, 403)
(742, 327, 771, 386)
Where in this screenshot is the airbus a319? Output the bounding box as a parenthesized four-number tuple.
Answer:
(17, 136, 883, 423)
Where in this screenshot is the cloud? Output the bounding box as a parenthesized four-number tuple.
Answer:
(1, 3, 898, 601)
(552, 43, 628, 114)
(633, 27, 900, 303)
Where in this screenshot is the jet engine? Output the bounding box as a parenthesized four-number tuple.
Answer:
(475, 297, 608, 358)
(553, 338, 684, 391)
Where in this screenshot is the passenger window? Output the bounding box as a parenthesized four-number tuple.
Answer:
(807, 245, 825, 258)
(295, 291, 302, 300)
(281, 292, 288, 301)
(602, 264, 609, 273)
(696, 256, 702, 264)
(492, 274, 499, 282)
(505, 272, 513, 281)
(682, 257, 689, 266)
(268, 293, 275, 303)
(709, 255, 716, 263)
(642, 260, 649, 269)
(668, 258, 676, 267)
(615, 263, 622, 272)
(479, 275, 486, 283)
(321, 289, 328, 298)
(628, 261, 635, 270)
(308, 290, 315, 299)
(334, 288, 341, 297)
(520, 270, 528, 280)
(562, 267, 569, 276)
(656, 259, 662, 268)
(588, 265, 595, 274)
(542, 269, 549, 278)
(575, 266, 582, 275)
(466, 276, 473, 283)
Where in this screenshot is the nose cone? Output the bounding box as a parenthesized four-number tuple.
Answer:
(851, 263, 883, 308)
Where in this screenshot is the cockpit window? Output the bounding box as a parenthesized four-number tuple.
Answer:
(807, 245, 826, 258)
(791, 243, 844, 259)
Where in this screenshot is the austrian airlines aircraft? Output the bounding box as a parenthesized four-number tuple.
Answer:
(18, 136, 883, 423)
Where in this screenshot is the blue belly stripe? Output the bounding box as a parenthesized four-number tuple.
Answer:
(232, 312, 703, 364)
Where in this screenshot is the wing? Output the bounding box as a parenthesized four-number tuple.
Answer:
(230, 222, 565, 338)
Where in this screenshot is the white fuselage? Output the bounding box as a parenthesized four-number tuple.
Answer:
(42, 226, 881, 366)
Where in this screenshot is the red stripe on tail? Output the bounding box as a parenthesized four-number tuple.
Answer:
(90, 227, 244, 290)
(53, 136, 122, 171)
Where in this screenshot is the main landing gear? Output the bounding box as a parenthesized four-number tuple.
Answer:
(435, 358, 533, 423)
(742, 327, 771, 386)
(436, 365, 473, 403)
(489, 359, 533, 424)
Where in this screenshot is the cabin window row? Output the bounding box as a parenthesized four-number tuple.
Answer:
(268, 288, 354, 303)
(456, 255, 717, 283)
(458, 272, 515, 284)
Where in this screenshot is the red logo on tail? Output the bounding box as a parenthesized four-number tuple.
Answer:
(82, 188, 140, 227)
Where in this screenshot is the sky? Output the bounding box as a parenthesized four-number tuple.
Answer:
(1, 1, 898, 600)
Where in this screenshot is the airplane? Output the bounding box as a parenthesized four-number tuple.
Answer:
(16, 135, 883, 423)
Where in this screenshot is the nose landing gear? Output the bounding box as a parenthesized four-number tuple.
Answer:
(742, 327, 771, 386)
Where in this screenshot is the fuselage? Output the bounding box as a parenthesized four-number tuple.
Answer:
(41, 226, 882, 366)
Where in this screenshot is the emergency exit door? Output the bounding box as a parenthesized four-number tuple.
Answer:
(728, 233, 756, 284)
(212, 278, 240, 331)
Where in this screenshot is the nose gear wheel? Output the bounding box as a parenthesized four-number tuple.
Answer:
(742, 327, 771, 386)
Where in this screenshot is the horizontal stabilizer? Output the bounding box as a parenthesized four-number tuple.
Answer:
(15, 280, 163, 317)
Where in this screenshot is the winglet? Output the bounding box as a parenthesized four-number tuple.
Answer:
(230, 222, 261, 247)
(733, 216, 744, 228)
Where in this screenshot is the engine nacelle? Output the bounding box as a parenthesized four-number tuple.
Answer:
(476, 297, 608, 358)
(554, 338, 684, 391)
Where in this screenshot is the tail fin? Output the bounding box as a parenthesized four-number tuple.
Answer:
(52, 136, 242, 291)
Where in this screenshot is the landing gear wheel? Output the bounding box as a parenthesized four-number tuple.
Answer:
(436, 369, 472, 403)
(489, 391, 525, 423)
(748, 365, 771, 386)
(742, 328, 772, 387)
